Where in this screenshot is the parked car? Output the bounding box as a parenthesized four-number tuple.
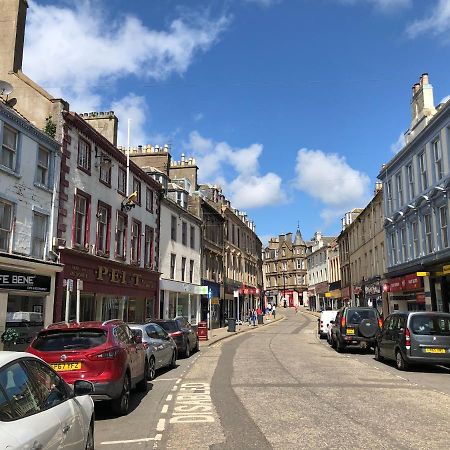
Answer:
(0, 351, 94, 450)
(150, 317, 199, 358)
(129, 322, 177, 379)
(26, 319, 148, 416)
(375, 311, 450, 370)
(331, 307, 382, 352)
(317, 310, 338, 339)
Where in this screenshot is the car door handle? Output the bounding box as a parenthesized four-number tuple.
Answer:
(62, 424, 71, 434)
(31, 441, 43, 450)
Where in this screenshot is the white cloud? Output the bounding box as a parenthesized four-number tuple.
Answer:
(390, 132, 406, 153)
(406, 0, 450, 38)
(24, 1, 230, 112)
(338, 0, 411, 12)
(245, 0, 281, 7)
(294, 148, 370, 222)
(185, 131, 286, 209)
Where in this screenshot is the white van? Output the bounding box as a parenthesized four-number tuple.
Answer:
(318, 310, 338, 339)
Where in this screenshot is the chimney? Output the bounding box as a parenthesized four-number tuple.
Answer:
(80, 111, 119, 146)
(286, 232, 293, 244)
(278, 234, 285, 245)
(409, 73, 436, 134)
(0, 0, 28, 74)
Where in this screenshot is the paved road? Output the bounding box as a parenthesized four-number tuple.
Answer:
(94, 309, 450, 449)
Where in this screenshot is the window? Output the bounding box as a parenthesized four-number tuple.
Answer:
(190, 259, 194, 283)
(386, 180, 392, 213)
(296, 259, 302, 269)
(144, 226, 154, 269)
(74, 193, 89, 247)
(440, 206, 448, 249)
(131, 220, 141, 263)
(171, 215, 177, 241)
(0, 199, 13, 252)
(116, 212, 127, 258)
(36, 147, 50, 186)
(424, 214, 432, 253)
(181, 257, 186, 282)
(282, 249, 286, 257)
(433, 138, 443, 180)
(396, 172, 403, 207)
(132, 177, 141, 204)
(170, 253, 176, 279)
(118, 167, 127, 194)
(31, 212, 47, 259)
(77, 139, 91, 172)
(190, 225, 195, 249)
(146, 187, 153, 212)
(96, 203, 110, 255)
(99, 154, 111, 185)
(1, 124, 18, 170)
(412, 221, 419, 257)
(390, 233, 396, 265)
(419, 152, 428, 191)
(400, 227, 407, 262)
(182, 221, 187, 246)
(407, 163, 415, 200)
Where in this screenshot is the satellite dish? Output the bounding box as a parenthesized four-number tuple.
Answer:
(0, 81, 14, 97)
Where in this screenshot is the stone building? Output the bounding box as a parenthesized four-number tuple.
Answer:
(263, 229, 308, 307)
(379, 74, 450, 313)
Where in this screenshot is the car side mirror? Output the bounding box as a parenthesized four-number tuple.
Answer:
(73, 380, 94, 396)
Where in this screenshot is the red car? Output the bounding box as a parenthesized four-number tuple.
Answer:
(27, 319, 148, 416)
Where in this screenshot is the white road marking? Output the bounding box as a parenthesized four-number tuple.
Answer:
(101, 435, 162, 445)
(157, 419, 166, 431)
(166, 394, 173, 401)
(171, 385, 178, 391)
(161, 404, 168, 414)
(152, 378, 179, 382)
(175, 378, 181, 384)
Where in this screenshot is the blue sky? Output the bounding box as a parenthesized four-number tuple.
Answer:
(23, 0, 450, 244)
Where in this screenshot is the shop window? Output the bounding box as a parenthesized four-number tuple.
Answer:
(36, 146, 50, 187)
(77, 139, 91, 173)
(96, 203, 110, 256)
(144, 226, 154, 269)
(131, 220, 141, 264)
(182, 221, 187, 246)
(181, 257, 186, 282)
(116, 212, 127, 259)
(171, 215, 177, 241)
(0, 199, 13, 252)
(170, 253, 176, 279)
(146, 187, 153, 213)
(31, 212, 48, 259)
(189, 259, 194, 283)
(132, 177, 141, 205)
(190, 225, 195, 249)
(118, 167, 127, 195)
(1, 124, 18, 171)
(73, 193, 90, 248)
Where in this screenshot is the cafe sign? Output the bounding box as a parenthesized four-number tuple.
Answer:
(0, 269, 51, 293)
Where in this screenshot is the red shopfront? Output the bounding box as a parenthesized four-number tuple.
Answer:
(385, 273, 425, 313)
(54, 250, 160, 323)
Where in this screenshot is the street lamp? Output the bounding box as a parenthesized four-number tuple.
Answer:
(282, 273, 287, 308)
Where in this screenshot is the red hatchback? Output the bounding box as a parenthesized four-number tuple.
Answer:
(27, 319, 148, 416)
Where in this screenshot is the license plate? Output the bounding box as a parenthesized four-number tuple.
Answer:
(50, 362, 81, 371)
(346, 328, 355, 335)
(425, 348, 446, 354)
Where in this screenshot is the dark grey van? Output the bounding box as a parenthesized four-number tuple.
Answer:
(375, 312, 450, 370)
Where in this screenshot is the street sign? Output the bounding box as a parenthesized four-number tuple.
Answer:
(416, 272, 430, 277)
(233, 290, 239, 298)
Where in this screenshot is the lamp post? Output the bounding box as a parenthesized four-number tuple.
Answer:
(283, 273, 287, 308)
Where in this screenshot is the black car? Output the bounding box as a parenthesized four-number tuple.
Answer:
(375, 311, 450, 370)
(150, 317, 199, 358)
(331, 307, 382, 353)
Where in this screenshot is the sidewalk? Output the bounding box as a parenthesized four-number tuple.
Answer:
(199, 315, 284, 347)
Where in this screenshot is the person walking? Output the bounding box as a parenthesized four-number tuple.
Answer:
(272, 304, 276, 319)
(251, 309, 257, 327)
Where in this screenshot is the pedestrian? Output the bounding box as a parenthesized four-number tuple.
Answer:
(251, 309, 257, 326)
(272, 304, 276, 319)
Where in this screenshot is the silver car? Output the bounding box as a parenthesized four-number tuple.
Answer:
(129, 323, 177, 380)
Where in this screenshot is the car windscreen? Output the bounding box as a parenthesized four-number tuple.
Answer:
(130, 328, 143, 338)
(347, 309, 377, 325)
(410, 315, 450, 336)
(156, 322, 178, 333)
(32, 329, 107, 351)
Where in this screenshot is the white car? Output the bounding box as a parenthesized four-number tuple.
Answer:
(0, 351, 95, 450)
(317, 310, 338, 339)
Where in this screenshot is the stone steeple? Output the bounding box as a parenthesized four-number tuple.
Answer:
(294, 227, 305, 246)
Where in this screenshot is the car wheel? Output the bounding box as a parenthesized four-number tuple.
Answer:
(331, 336, 337, 349)
(395, 350, 409, 371)
(170, 350, 177, 368)
(147, 357, 156, 381)
(374, 344, 383, 361)
(336, 339, 345, 353)
(185, 341, 191, 358)
(111, 373, 131, 416)
(85, 420, 94, 450)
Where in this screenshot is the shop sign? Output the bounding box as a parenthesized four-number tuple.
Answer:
(199, 286, 208, 295)
(211, 298, 220, 305)
(315, 282, 329, 295)
(443, 264, 450, 275)
(341, 286, 351, 298)
(365, 282, 381, 296)
(0, 270, 51, 293)
(325, 292, 331, 298)
(403, 274, 422, 290)
(389, 277, 404, 292)
(329, 289, 341, 299)
(239, 287, 259, 295)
